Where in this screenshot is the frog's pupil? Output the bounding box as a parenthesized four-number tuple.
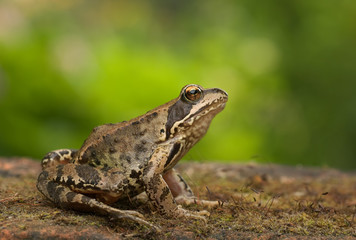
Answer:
(190, 89, 196, 95)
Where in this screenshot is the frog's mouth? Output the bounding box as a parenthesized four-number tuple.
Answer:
(190, 96, 227, 120)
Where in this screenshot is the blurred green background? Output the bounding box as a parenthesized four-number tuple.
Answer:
(0, 0, 355, 169)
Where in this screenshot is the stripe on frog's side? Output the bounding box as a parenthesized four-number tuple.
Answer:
(164, 142, 182, 168)
(165, 99, 193, 140)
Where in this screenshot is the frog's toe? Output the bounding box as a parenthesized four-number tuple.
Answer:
(196, 210, 210, 217)
(183, 212, 208, 224)
(175, 206, 209, 223)
(120, 210, 145, 219)
(175, 196, 224, 209)
(111, 210, 161, 231)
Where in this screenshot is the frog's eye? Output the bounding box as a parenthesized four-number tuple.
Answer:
(184, 85, 203, 102)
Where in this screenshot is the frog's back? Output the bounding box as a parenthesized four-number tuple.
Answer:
(73, 119, 157, 170)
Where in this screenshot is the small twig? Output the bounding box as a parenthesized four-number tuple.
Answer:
(230, 196, 237, 205)
(250, 188, 260, 194)
(263, 194, 279, 215)
(218, 200, 224, 207)
(250, 187, 264, 207)
(0, 196, 21, 203)
(206, 186, 212, 200)
(265, 196, 275, 214)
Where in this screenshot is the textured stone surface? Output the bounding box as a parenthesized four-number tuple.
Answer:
(0, 157, 355, 239)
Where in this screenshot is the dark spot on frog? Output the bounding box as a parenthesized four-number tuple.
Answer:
(130, 170, 142, 179)
(66, 191, 77, 202)
(148, 173, 161, 194)
(78, 148, 94, 164)
(135, 178, 144, 187)
(56, 165, 65, 180)
(140, 129, 147, 136)
(45, 152, 60, 162)
(145, 112, 158, 123)
(111, 170, 123, 176)
(109, 147, 117, 154)
(46, 182, 65, 205)
(46, 181, 56, 199)
(75, 165, 101, 186)
(128, 184, 136, 192)
(54, 186, 66, 205)
(80, 195, 92, 205)
(102, 164, 112, 173)
(89, 148, 97, 157)
(141, 140, 147, 145)
(120, 154, 131, 163)
(38, 170, 48, 181)
(62, 175, 75, 187)
(132, 121, 140, 126)
(94, 158, 101, 166)
(143, 161, 153, 176)
(123, 178, 129, 185)
(135, 144, 147, 153)
(114, 137, 119, 143)
(160, 129, 165, 134)
(70, 150, 77, 158)
(59, 150, 70, 156)
(160, 186, 170, 202)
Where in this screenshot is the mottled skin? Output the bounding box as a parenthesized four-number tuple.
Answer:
(37, 84, 228, 229)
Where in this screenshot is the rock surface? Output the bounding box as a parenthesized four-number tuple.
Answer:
(0, 157, 355, 239)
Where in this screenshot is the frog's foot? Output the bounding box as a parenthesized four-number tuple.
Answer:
(41, 149, 77, 169)
(174, 205, 210, 223)
(110, 210, 161, 232)
(175, 196, 226, 208)
(37, 172, 160, 231)
(163, 169, 227, 209)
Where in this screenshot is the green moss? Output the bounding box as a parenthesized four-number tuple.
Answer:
(1, 163, 356, 239)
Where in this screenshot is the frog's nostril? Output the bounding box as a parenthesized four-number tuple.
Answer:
(222, 90, 228, 97)
(213, 88, 228, 98)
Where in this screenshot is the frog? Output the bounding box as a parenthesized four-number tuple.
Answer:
(37, 84, 228, 229)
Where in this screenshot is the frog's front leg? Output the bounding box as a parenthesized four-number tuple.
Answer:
(143, 148, 209, 221)
(163, 168, 222, 208)
(37, 164, 158, 230)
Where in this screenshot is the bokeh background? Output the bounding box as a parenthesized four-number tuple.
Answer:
(0, 1, 355, 169)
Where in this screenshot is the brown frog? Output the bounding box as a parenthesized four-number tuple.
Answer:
(37, 84, 228, 229)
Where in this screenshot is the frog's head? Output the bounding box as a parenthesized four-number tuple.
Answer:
(164, 84, 228, 143)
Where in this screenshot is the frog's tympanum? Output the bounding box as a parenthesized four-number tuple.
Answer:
(37, 84, 228, 228)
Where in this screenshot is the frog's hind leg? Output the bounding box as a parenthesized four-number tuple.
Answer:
(36, 171, 159, 230)
(41, 149, 77, 169)
(163, 168, 222, 208)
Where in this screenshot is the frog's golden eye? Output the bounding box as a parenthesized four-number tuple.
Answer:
(184, 86, 203, 102)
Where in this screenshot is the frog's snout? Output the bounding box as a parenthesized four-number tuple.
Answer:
(211, 88, 228, 102)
